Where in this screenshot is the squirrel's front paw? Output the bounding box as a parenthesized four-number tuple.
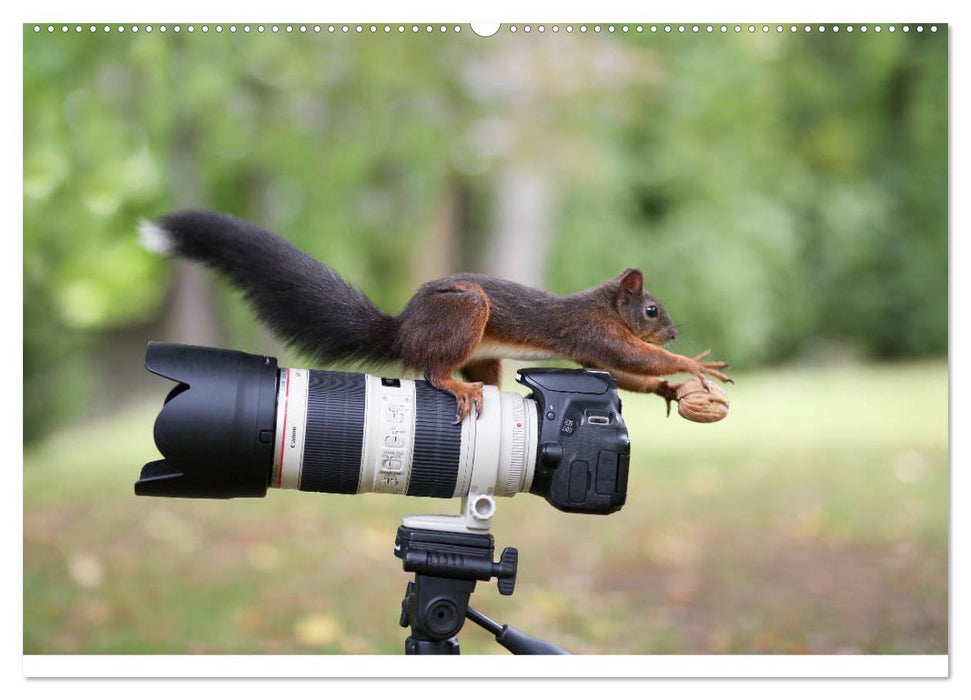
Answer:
(690, 349, 732, 387)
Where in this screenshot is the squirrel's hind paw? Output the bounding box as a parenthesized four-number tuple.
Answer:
(431, 380, 484, 424)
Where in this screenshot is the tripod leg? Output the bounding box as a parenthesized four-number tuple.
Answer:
(405, 636, 460, 655)
(466, 606, 570, 655)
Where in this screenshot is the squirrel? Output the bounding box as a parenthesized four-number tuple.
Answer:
(140, 210, 730, 422)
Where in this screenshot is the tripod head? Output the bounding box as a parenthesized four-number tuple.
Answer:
(394, 525, 568, 655)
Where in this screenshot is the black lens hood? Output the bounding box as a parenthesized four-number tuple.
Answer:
(135, 342, 279, 498)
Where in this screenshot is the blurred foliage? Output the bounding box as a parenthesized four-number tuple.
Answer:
(22, 26, 947, 442)
(551, 30, 947, 364)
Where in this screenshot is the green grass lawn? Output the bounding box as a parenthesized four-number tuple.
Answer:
(23, 360, 948, 654)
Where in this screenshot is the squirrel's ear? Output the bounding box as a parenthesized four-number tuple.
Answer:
(618, 268, 644, 295)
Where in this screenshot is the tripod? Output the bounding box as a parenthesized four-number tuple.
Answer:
(394, 525, 568, 654)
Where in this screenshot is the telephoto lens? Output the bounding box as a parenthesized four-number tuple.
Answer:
(270, 365, 536, 500)
(137, 342, 630, 517)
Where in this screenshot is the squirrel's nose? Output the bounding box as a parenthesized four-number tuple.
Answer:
(668, 328, 678, 341)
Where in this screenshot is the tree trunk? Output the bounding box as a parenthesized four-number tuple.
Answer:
(483, 166, 554, 286)
(162, 43, 222, 347)
(411, 184, 461, 285)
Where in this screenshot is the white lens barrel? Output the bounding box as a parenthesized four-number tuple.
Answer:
(271, 369, 537, 501)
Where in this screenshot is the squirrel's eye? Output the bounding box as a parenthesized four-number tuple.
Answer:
(645, 305, 659, 319)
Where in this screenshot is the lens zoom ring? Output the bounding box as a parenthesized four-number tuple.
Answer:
(299, 370, 365, 494)
(409, 382, 461, 498)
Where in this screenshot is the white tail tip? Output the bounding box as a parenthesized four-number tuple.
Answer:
(138, 219, 173, 254)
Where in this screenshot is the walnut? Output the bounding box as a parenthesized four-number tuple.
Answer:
(676, 378, 729, 423)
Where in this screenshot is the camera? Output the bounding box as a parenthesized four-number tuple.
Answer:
(136, 342, 630, 521)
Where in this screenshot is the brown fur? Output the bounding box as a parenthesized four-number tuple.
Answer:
(391, 269, 729, 421)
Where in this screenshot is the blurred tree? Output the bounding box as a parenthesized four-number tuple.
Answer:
(23, 26, 947, 442)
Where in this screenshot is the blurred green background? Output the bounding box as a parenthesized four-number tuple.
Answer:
(23, 23, 947, 654)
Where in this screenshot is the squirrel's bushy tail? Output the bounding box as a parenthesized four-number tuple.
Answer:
(141, 209, 400, 366)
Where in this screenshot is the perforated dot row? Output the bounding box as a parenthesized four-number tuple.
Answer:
(31, 23, 940, 35)
(31, 24, 467, 34)
(506, 24, 939, 34)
